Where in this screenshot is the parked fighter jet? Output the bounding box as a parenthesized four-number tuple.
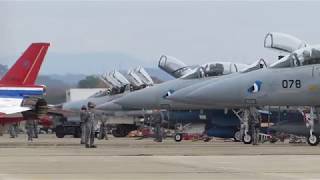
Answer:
(62, 67, 154, 111)
(168, 32, 320, 145)
(58, 67, 156, 137)
(107, 56, 250, 111)
(97, 56, 255, 140)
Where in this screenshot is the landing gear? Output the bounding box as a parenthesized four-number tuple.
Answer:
(306, 107, 319, 146)
(174, 133, 183, 142)
(233, 130, 241, 142)
(243, 133, 252, 144)
(233, 107, 260, 145)
(307, 133, 319, 146)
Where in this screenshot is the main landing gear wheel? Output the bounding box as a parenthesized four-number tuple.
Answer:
(174, 133, 183, 142)
(307, 133, 319, 146)
(233, 131, 241, 142)
(243, 134, 252, 144)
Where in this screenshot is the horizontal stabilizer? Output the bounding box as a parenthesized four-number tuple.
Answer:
(0, 98, 30, 115)
(0, 106, 30, 115)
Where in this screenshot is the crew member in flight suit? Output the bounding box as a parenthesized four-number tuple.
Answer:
(250, 107, 261, 145)
(80, 105, 87, 144)
(84, 102, 97, 148)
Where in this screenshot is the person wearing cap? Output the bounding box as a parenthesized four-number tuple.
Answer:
(84, 102, 97, 148)
(80, 105, 87, 144)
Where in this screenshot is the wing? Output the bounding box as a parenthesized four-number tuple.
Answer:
(0, 98, 31, 115)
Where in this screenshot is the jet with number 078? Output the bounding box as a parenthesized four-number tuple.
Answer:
(168, 32, 320, 146)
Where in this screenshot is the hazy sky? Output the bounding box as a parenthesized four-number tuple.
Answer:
(1, 1, 319, 74)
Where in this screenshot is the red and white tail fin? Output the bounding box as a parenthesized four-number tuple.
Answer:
(0, 43, 50, 85)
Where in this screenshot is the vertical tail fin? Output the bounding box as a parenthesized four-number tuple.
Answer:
(0, 43, 50, 85)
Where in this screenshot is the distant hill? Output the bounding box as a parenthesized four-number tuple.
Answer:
(36, 76, 73, 104)
(0, 64, 8, 78)
(39, 52, 153, 75)
(40, 67, 173, 86)
(48, 74, 87, 86)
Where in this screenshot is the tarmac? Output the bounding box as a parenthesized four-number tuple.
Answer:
(0, 134, 320, 180)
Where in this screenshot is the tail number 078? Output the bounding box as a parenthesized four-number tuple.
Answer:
(282, 80, 301, 88)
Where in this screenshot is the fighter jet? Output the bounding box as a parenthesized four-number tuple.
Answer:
(168, 32, 320, 145)
(58, 67, 157, 137)
(96, 56, 256, 141)
(62, 68, 153, 111)
(106, 56, 250, 111)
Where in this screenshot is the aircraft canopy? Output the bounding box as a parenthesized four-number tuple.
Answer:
(158, 55, 193, 78)
(271, 45, 320, 68)
(264, 32, 307, 53)
(181, 62, 242, 79)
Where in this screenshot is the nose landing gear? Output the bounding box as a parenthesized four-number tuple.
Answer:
(306, 107, 320, 146)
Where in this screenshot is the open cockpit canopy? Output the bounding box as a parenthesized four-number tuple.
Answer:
(270, 45, 320, 68)
(181, 62, 244, 79)
(158, 55, 193, 78)
(264, 32, 307, 53)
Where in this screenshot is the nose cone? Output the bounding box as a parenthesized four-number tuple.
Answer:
(96, 101, 123, 111)
(114, 88, 157, 109)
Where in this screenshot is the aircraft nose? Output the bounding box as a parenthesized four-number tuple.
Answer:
(96, 101, 123, 111)
(166, 89, 190, 103)
(114, 90, 151, 109)
(167, 83, 216, 104)
(167, 86, 206, 104)
(114, 88, 156, 109)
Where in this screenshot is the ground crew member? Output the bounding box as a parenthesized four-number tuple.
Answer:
(154, 113, 163, 142)
(98, 115, 108, 140)
(85, 102, 97, 148)
(250, 107, 261, 145)
(9, 123, 18, 138)
(80, 105, 87, 144)
(33, 120, 39, 138)
(240, 109, 250, 142)
(25, 119, 34, 142)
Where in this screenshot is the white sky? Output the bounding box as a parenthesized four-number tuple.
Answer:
(0, 1, 319, 74)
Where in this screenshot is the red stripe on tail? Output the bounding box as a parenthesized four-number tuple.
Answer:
(0, 43, 50, 85)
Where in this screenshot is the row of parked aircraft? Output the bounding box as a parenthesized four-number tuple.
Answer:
(0, 32, 318, 145)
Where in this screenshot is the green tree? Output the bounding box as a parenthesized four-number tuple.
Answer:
(77, 75, 106, 88)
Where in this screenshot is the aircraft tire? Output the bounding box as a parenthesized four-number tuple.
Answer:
(233, 130, 241, 142)
(73, 127, 81, 138)
(243, 134, 252, 144)
(307, 133, 319, 146)
(174, 133, 183, 142)
(55, 125, 65, 138)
